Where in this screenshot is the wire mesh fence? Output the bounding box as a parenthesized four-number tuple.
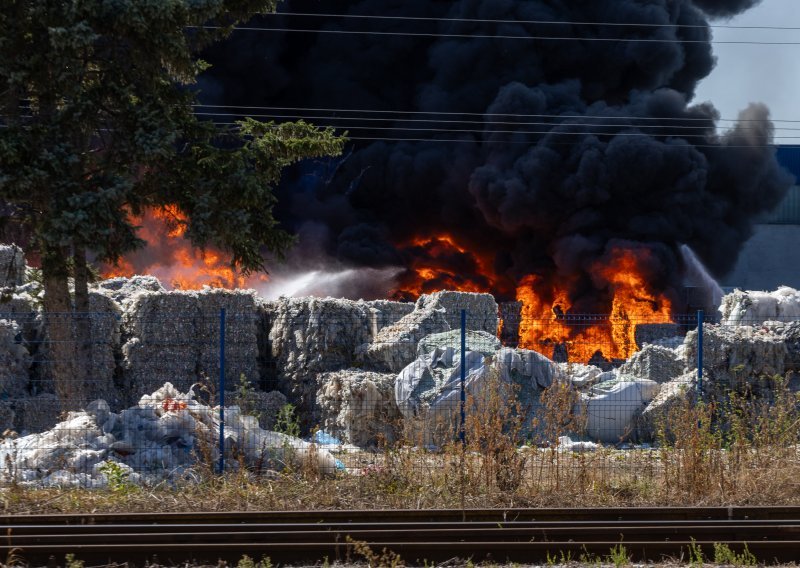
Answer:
(0, 294, 798, 496)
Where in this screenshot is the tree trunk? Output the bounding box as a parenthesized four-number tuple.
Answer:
(42, 245, 83, 411)
(73, 244, 93, 404)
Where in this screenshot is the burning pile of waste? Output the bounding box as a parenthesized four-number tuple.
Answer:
(3, 243, 800, 485)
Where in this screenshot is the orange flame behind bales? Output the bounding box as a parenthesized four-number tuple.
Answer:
(392, 234, 499, 300)
(101, 205, 255, 290)
(516, 247, 673, 363)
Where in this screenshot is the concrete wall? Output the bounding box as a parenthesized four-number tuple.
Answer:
(722, 224, 800, 290)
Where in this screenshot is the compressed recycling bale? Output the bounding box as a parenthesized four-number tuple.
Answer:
(94, 275, 165, 305)
(684, 324, 787, 396)
(122, 291, 203, 402)
(415, 291, 498, 334)
(122, 289, 260, 405)
(720, 287, 800, 326)
(265, 296, 372, 428)
(0, 292, 41, 345)
(195, 289, 260, 387)
(618, 344, 684, 384)
(317, 369, 400, 447)
(417, 329, 500, 358)
(34, 292, 121, 406)
(359, 305, 450, 373)
(366, 300, 415, 334)
(0, 244, 25, 288)
(0, 319, 31, 400)
(635, 372, 697, 442)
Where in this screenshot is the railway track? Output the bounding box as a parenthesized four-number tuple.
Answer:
(2, 507, 799, 565)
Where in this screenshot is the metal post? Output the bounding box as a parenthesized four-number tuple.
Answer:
(218, 308, 226, 474)
(697, 310, 704, 399)
(460, 309, 466, 447)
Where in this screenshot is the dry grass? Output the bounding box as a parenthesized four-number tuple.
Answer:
(3, 374, 800, 515)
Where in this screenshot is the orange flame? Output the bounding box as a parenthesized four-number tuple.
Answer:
(516, 248, 673, 362)
(391, 234, 500, 300)
(102, 205, 257, 290)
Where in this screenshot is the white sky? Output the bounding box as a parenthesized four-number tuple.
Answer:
(694, 0, 800, 132)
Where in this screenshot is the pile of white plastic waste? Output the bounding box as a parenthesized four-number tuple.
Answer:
(0, 383, 337, 488)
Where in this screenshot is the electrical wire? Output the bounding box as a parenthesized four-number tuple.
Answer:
(191, 111, 800, 132)
(198, 25, 800, 45)
(268, 11, 800, 32)
(191, 104, 800, 124)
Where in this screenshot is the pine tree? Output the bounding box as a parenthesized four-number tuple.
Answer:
(0, 1, 344, 408)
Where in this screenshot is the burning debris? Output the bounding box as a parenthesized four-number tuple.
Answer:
(4, 249, 800, 478)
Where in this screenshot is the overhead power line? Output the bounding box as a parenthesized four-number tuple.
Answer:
(193, 111, 800, 133)
(192, 104, 800, 124)
(269, 11, 800, 32)
(206, 121, 800, 140)
(199, 25, 800, 45)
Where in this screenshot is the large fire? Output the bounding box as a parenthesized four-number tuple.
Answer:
(106, 210, 674, 362)
(393, 234, 674, 363)
(103, 205, 264, 290)
(391, 234, 506, 301)
(515, 247, 673, 363)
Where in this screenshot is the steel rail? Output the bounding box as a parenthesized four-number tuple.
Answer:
(4, 505, 800, 524)
(2, 508, 800, 565)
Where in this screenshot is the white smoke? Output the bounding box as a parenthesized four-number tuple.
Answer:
(257, 266, 404, 300)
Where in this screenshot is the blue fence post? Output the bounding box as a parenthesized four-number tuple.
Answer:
(697, 310, 704, 400)
(218, 307, 226, 474)
(460, 309, 466, 447)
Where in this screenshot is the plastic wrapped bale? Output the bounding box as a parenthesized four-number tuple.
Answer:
(395, 347, 527, 446)
(634, 372, 697, 442)
(366, 300, 415, 334)
(0, 244, 25, 288)
(265, 297, 372, 428)
(0, 319, 31, 400)
(316, 370, 400, 447)
(577, 377, 661, 443)
(720, 287, 800, 326)
(684, 324, 787, 397)
(515, 348, 563, 389)
(360, 305, 450, 373)
(415, 291, 498, 334)
(558, 363, 605, 388)
(618, 344, 684, 384)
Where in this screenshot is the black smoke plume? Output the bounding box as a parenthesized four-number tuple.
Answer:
(199, 0, 791, 309)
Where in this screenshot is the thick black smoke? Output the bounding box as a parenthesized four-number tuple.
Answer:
(201, 0, 792, 308)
